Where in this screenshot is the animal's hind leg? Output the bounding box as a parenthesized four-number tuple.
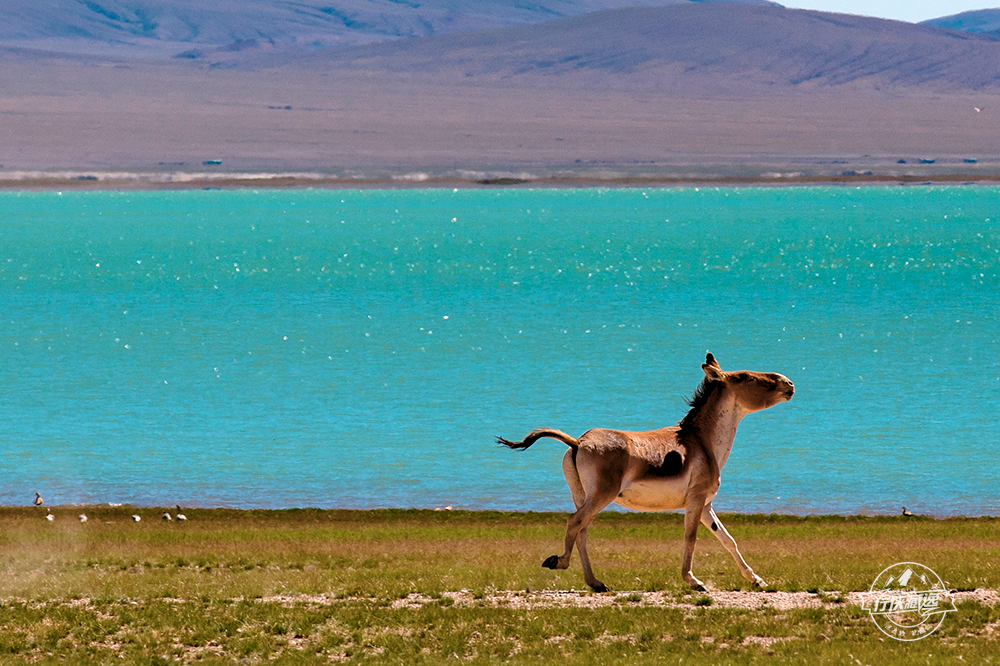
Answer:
(542, 451, 587, 572)
(541, 450, 585, 572)
(563, 450, 606, 592)
(700, 504, 766, 587)
(542, 449, 613, 592)
(575, 526, 606, 592)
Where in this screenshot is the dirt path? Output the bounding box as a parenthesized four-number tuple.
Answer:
(17, 588, 995, 612)
(384, 588, 999, 610)
(236, 588, 994, 611)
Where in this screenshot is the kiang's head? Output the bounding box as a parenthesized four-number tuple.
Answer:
(701, 352, 794, 413)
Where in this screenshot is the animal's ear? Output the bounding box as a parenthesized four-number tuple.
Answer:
(703, 364, 725, 381)
(703, 353, 725, 380)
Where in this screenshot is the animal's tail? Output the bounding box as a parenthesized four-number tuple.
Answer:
(497, 428, 580, 450)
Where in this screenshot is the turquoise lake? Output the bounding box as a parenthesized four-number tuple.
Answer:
(1, 186, 997, 516)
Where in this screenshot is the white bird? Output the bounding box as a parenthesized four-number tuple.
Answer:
(175, 505, 187, 521)
(34, 492, 43, 507)
(79, 514, 88, 523)
(45, 509, 54, 522)
(974, 107, 983, 113)
(162, 512, 172, 521)
(132, 514, 141, 522)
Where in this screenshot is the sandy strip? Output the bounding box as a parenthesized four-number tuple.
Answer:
(2, 173, 1000, 191)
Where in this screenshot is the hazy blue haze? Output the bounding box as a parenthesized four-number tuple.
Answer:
(1, 186, 996, 516)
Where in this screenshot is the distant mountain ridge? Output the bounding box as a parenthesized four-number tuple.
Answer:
(2, 3, 998, 94)
(921, 8, 1000, 38)
(0, 0, 779, 56)
(259, 4, 1000, 93)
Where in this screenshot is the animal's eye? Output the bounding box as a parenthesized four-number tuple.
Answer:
(754, 376, 776, 389)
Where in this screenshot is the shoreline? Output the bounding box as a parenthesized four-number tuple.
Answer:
(3, 172, 1000, 191)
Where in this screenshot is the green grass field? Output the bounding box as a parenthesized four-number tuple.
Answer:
(1, 507, 997, 664)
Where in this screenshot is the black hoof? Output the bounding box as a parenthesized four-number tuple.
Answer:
(591, 583, 609, 593)
(542, 555, 559, 569)
(694, 584, 707, 592)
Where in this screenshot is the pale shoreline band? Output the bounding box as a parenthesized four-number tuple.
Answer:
(3, 172, 1000, 191)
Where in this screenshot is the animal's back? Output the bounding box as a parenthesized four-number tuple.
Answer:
(579, 426, 685, 468)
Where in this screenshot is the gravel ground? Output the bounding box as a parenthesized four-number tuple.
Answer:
(380, 588, 1000, 611)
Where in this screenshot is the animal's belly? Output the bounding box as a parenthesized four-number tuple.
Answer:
(615, 479, 688, 512)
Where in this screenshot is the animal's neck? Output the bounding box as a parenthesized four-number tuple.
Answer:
(694, 387, 745, 471)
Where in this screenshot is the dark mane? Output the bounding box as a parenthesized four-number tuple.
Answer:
(678, 376, 721, 437)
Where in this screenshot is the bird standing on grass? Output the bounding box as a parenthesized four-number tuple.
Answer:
(175, 505, 187, 521)
(45, 509, 54, 522)
(902, 506, 913, 516)
(132, 514, 141, 522)
(79, 514, 88, 523)
(162, 511, 172, 521)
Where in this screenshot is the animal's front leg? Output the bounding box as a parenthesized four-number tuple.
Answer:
(700, 504, 766, 587)
(681, 494, 708, 591)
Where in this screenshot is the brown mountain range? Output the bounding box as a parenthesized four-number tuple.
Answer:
(0, 0, 779, 55)
(264, 4, 1000, 93)
(1, 3, 998, 177)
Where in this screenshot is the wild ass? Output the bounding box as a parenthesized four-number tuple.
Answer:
(498, 353, 794, 592)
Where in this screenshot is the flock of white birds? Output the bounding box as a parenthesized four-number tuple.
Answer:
(34, 493, 187, 524)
